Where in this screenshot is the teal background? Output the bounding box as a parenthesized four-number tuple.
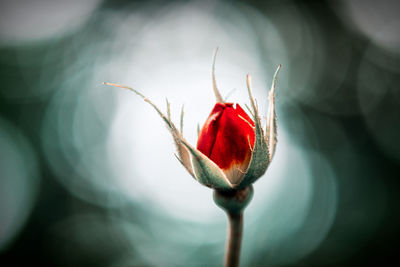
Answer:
(0, 0, 399, 266)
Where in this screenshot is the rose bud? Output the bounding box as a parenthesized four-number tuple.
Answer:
(104, 51, 281, 192)
(196, 102, 255, 185)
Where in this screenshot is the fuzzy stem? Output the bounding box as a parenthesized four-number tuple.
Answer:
(225, 211, 243, 267)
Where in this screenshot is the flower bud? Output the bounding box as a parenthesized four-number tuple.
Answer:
(104, 51, 281, 192)
(197, 102, 255, 185)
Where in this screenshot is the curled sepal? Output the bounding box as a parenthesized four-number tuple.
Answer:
(237, 75, 270, 189)
(103, 82, 195, 178)
(172, 134, 195, 179)
(212, 47, 224, 103)
(180, 139, 234, 190)
(265, 64, 281, 161)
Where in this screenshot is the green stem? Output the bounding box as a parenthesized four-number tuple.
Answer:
(213, 186, 253, 267)
(225, 211, 243, 267)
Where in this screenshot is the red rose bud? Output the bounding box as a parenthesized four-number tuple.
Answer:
(197, 102, 255, 184)
(104, 49, 280, 191)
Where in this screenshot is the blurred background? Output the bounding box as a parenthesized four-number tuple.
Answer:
(0, 0, 399, 266)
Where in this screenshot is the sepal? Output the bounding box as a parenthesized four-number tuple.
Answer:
(181, 140, 234, 190)
(237, 75, 270, 188)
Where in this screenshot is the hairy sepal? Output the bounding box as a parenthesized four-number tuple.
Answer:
(181, 139, 234, 190)
(237, 75, 270, 188)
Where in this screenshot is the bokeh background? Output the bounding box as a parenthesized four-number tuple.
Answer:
(0, 0, 399, 266)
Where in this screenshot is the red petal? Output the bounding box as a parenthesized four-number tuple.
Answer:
(196, 103, 226, 158)
(235, 103, 255, 127)
(197, 103, 255, 175)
